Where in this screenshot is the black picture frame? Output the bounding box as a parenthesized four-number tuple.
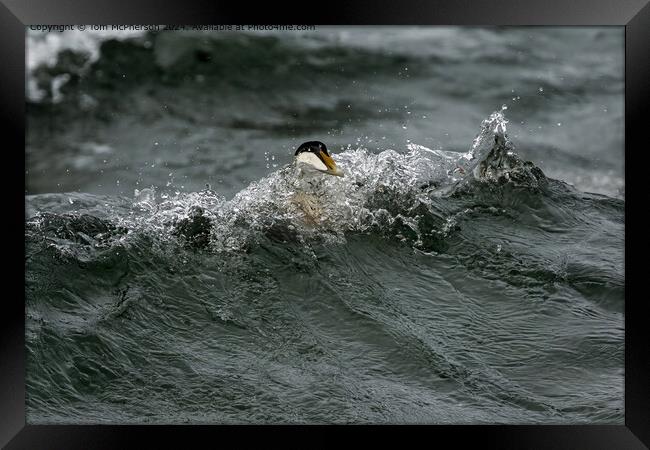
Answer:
(2, 1, 648, 448)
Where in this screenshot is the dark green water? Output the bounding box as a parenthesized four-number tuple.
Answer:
(25, 27, 624, 424)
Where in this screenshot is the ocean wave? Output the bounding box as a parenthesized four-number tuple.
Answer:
(25, 30, 624, 424)
(26, 110, 623, 327)
(27, 29, 149, 102)
(26, 27, 621, 106)
(26, 110, 543, 251)
(26, 110, 622, 305)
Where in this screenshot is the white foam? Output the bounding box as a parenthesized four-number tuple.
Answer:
(26, 29, 148, 102)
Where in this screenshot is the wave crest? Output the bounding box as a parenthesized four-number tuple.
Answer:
(27, 110, 549, 257)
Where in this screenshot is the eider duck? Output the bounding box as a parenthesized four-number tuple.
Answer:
(291, 141, 343, 223)
(294, 141, 344, 178)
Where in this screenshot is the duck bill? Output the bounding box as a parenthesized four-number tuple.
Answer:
(319, 150, 344, 177)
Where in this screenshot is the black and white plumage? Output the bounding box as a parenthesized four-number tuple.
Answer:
(291, 141, 343, 223)
(294, 141, 344, 177)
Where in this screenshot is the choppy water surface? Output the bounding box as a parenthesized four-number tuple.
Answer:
(26, 27, 624, 424)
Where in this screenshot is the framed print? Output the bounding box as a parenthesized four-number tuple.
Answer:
(1, 0, 648, 448)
